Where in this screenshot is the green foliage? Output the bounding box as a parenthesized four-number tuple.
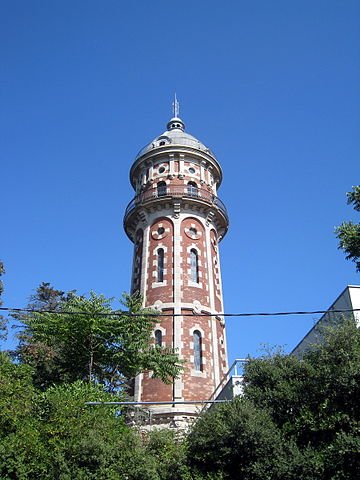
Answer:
(0, 261, 4, 296)
(296, 321, 360, 449)
(0, 261, 6, 340)
(3, 278, 359, 478)
(346, 185, 360, 212)
(244, 320, 360, 477)
(144, 429, 191, 480)
(0, 355, 161, 479)
(0, 284, 185, 477)
(335, 185, 360, 272)
(16, 288, 182, 390)
(0, 352, 47, 478)
(187, 397, 287, 480)
(336, 222, 360, 271)
(186, 321, 360, 479)
(0, 352, 36, 433)
(243, 352, 314, 430)
(27, 281, 69, 311)
(36, 381, 150, 480)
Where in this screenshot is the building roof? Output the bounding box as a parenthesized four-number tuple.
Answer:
(135, 116, 215, 160)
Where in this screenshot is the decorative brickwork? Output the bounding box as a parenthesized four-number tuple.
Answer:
(146, 217, 174, 304)
(181, 218, 209, 306)
(124, 112, 229, 428)
(131, 229, 143, 294)
(141, 310, 174, 402)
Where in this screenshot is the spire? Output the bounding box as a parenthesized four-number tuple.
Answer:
(167, 93, 185, 131)
(172, 93, 180, 118)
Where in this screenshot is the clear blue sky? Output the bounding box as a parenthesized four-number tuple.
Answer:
(2, 1, 359, 364)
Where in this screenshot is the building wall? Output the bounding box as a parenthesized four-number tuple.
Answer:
(124, 119, 229, 422)
(292, 285, 360, 357)
(131, 209, 228, 403)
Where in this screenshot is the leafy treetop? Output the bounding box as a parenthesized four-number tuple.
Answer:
(15, 287, 182, 391)
(335, 185, 360, 272)
(0, 261, 6, 341)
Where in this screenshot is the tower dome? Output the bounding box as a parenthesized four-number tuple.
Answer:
(135, 115, 215, 161)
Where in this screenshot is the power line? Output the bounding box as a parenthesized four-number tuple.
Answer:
(86, 400, 228, 406)
(1, 306, 359, 318)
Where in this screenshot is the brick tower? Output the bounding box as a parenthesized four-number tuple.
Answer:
(124, 98, 229, 427)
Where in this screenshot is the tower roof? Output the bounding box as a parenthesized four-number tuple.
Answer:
(135, 115, 214, 160)
(135, 96, 216, 159)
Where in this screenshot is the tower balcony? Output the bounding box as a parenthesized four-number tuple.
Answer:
(124, 185, 229, 239)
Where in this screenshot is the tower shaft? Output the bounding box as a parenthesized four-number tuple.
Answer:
(124, 112, 229, 427)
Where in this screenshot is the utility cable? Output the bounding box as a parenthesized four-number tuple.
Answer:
(1, 306, 359, 318)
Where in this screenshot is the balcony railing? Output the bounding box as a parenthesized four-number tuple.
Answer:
(124, 185, 228, 222)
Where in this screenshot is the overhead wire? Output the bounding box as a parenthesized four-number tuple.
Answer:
(1, 306, 359, 318)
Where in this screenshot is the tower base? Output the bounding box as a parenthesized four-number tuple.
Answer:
(126, 406, 201, 433)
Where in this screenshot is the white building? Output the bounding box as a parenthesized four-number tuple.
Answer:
(292, 285, 360, 357)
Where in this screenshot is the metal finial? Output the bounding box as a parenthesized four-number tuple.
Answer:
(172, 93, 180, 118)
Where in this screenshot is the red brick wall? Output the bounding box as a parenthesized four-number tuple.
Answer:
(181, 311, 216, 400)
(181, 217, 209, 307)
(210, 229, 223, 313)
(146, 217, 174, 305)
(141, 310, 174, 402)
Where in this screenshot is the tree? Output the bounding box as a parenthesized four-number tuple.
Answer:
(144, 429, 191, 480)
(242, 350, 313, 430)
(187, 397, 288, 480)
(15, 288, 182, 391)
(186, 321, 360, 479)
(27, 281, 68, 311)
(244, 321, 360, 479)
(0, 352, 48, 478)
(36, 381, 160, 480)
(0, 260, 6, 340)
(335, 185, 360, 272)
(0, 353, 162, 479)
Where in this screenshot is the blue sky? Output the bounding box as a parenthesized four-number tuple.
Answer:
(1, 1, 359, 363)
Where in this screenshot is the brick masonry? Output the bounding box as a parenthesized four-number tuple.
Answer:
(124, 117, 229, 424)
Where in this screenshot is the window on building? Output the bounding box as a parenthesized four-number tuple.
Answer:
(189, 227, 197, 238)
(190, 249, 199, 283)
(193, 330, 202, 371)
(187, 181, 198, 197)
(155, 329, 163, 347)
(157, 181, 167, 197)
(157, 248, 164, 282)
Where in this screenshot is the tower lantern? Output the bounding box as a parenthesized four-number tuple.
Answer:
(124, 100, 229, 427)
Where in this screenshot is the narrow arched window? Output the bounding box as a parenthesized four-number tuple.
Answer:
(193, 330, 202, 371)
(157, 248, 164, 282)
(155, 329, 162, 347)
(187, 181, 198, 197)
(190, 249, 199, 283)
(157, 181, 167, 197)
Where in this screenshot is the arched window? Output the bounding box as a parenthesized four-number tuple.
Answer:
(157, 181, 167, 197)
(187, 181, 198, 197)
(157, 248, 164, 282)
(155, 329, 162, 347)
(190, 249, 199, 283)
(193, 330, 202, 371)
